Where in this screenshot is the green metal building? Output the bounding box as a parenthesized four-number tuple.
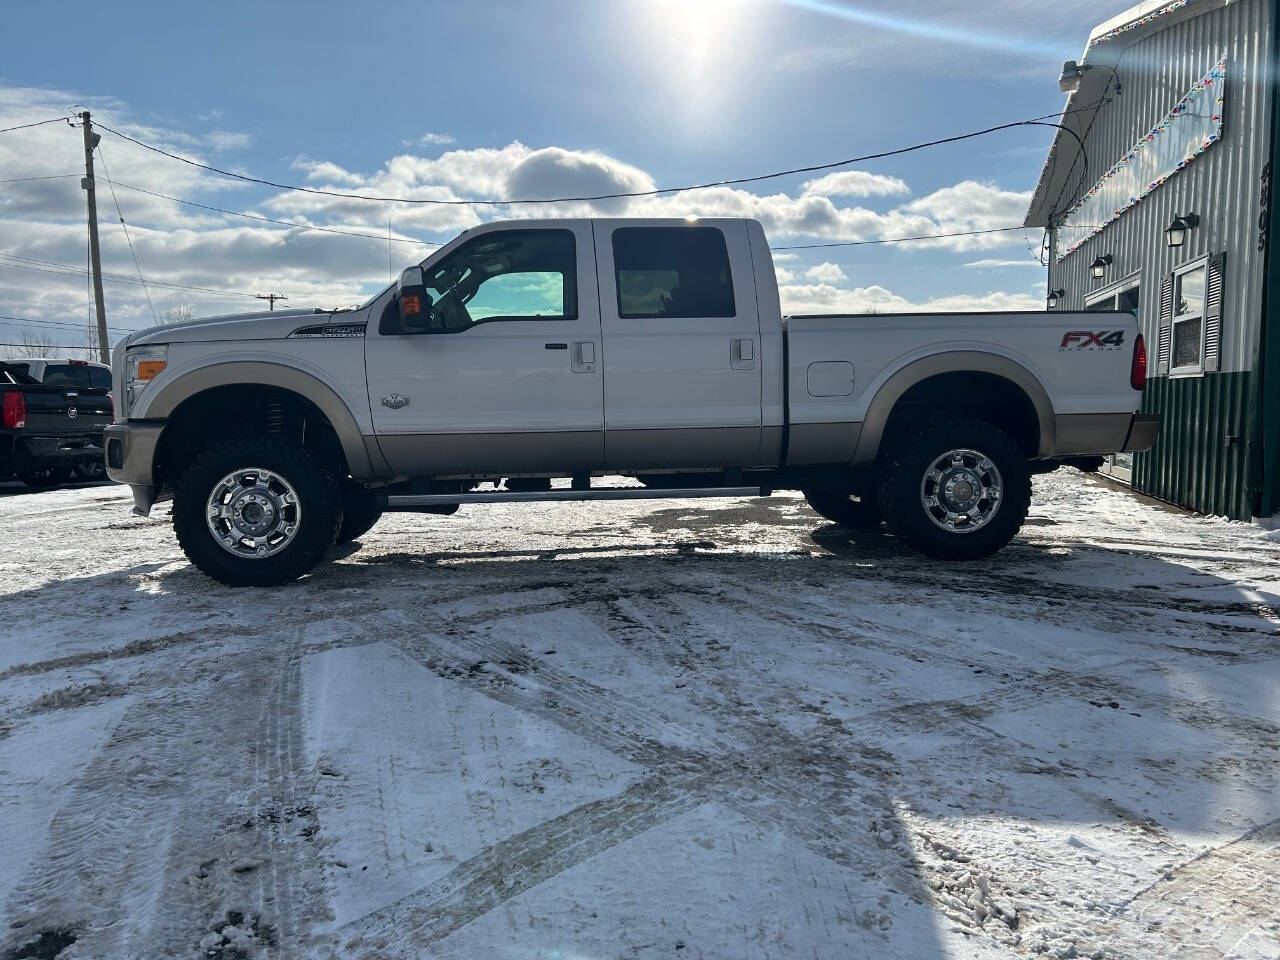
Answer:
(1026, 0, 1280, 522)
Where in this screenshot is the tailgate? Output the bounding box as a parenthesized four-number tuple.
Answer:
(20, 385, 112, 436)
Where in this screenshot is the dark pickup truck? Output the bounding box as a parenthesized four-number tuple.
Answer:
(1, 360, 112, 487)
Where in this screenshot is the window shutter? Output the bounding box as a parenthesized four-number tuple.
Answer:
(1156, 273, 1173, 374)
(1203, 252, 1224, 372)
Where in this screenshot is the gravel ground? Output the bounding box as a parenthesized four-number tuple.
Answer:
(0, 470, 1277, 960)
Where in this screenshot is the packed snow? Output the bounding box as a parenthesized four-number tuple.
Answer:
(0, 471, 1277, 959)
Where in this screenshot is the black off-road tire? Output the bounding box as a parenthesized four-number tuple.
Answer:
(802, 489, 882, 529)
(173, 437, 343, 587)
(336, 486, 386, 545)
(877, 414, 1030, 561)
(18, 465, 72, 488)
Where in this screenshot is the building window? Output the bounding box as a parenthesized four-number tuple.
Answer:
(1170, 259, 1207, 376)
(1084, 273, 1140, 314)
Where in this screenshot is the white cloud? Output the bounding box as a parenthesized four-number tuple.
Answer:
(774, 266, 796, 284)
(900, 180, 1031, 232)
(0, 83, 1037, 350)
(414, 131, 455, 147)
(778, 280, 1042, 315)
(800, 171, 909, 198)
(204, 131, 252, 151)
(291, 157, 366, 186)
(804, 262, 846, 283)
(963, 258, 1044, 269)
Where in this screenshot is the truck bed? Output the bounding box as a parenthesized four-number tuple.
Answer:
(781, 309, 1141, 465)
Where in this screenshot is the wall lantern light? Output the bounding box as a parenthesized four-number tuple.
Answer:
(1058, 60, 1088, 94)
(1047, 289, 1065, 309)
(1090, 254, 1113, 279)
(1165, 212, 1200, 248)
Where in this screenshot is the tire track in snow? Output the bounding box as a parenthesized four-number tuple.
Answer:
(335, 606, 928, 949)
(1106, 817, 1280, 958)
(339, 770, 716, 955)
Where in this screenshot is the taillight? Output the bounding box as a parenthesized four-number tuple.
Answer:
(2, 390, 25, 429)
(1130, 332, 1147, 390)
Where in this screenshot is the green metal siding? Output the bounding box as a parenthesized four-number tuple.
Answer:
(1259, 0, 1280, 519)
(1133, 371, 1259, 519)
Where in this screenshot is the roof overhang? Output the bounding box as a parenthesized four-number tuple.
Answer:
(1024, 0, 1219, 229)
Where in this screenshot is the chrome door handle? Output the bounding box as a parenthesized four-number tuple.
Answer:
(731, 338, 755, 370)
(572, 340, 596, 373)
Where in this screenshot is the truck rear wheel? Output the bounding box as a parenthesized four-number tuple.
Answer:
(173, 437, 343, 587)
(802, 490, 882, 529)
(877, 414, 1030, 561)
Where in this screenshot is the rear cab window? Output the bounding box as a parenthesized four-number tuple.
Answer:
(40, 365, 92, 388)
(612, 227, 735, 319)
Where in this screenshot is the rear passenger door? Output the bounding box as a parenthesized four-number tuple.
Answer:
(593, 220, 763, 470)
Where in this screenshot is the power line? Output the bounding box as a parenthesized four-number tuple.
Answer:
(0, 117, 70, 135)
(0, 252, 261, 299)
(0, 173, 81, 183)
(0, 342, 99, 350)
(771, 226, 1030, 250)
(102, 178, 441, 247)
(94, 103, 1108, 207)
(95, 144, 158, 322)
(0, 314, 142, 333)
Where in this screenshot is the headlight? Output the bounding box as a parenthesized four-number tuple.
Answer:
(125, 345, 168, 408)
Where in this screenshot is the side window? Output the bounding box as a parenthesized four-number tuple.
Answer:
(7, 362, 30, 377)
(612, 227, 735, 319)
(417, 229, 577, 333)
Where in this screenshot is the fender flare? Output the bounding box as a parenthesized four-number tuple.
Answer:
(144, 361, 377, 479)
(852, 351, 1056, 463)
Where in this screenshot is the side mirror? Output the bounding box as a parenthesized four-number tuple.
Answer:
(397, 266, 431, 332)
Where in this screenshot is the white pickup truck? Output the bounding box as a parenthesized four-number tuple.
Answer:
(104, 217, 1157, 586)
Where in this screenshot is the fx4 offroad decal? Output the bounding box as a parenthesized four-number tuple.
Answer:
(1060, 330, 1126, 351)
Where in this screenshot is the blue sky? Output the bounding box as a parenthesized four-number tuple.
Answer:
(0, 0, 1130, 349)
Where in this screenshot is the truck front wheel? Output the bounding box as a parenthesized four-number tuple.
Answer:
(877, 415, 1030, 561)
(173, 437, 343, 587)
(802, 490, 882, 529)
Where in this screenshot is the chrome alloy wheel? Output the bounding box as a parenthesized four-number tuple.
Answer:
(206, 467, 302, 558)
(919, 448, 1003, 534)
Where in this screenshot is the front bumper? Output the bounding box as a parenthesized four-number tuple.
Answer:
(1122, 413, 1161, 453)
(104, 421, 165, 515)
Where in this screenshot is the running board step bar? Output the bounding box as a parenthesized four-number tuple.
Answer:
(386, 486, 769, 509)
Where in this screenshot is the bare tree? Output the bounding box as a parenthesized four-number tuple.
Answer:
(163, 304, 196, 325)
(1, 332, 56, 359)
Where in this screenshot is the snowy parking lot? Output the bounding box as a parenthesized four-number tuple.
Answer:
(0, 471, 1277, 960)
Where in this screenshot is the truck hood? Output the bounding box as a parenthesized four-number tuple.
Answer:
(126, 307, 339, 347)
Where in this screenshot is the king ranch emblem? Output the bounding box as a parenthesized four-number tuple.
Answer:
(1060, 330, 1126, 351)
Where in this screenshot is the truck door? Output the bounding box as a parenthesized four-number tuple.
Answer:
(592, 220, 763, 469)
(366, 223, 604, 476)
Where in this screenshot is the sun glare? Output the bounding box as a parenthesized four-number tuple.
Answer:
(626, 0, 760, 120)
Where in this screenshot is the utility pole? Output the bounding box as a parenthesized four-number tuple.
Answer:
(79, 111, 110, 364)
(255, 293, 288, 311)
